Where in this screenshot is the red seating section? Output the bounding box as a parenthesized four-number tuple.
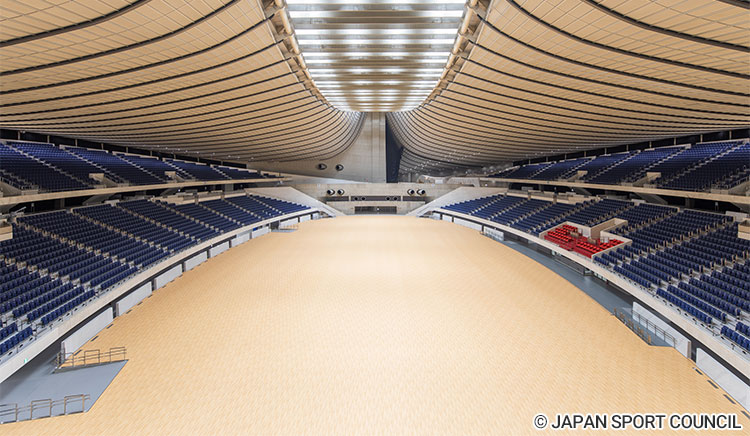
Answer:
(544, 224, 622, 257)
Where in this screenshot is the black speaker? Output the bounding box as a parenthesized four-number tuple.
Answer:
(417, 189, 426, 195)
(407, 189, 415, 195)
(317, 163, 327, 170)
(335, 164, 344, 171)
(337, 189, 345, 195)
(326, 189, 335, 195)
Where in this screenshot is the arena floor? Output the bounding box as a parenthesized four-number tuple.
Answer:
(4, 216, 745, 435)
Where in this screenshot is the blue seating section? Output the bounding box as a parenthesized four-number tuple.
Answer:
(20, 211, 168, 267)
(201, 199, 262, 225)
(579, 153, 635, 181)
(1, 227, 126, 286)
(618, 210, 728, 255)
(512, 202, 577, 234)
(118, 200, 220, 241)
(0, 142, 89, 191)
(588, 147, 683, 185)
(472, 196, 526, 220)
(0, 141, 266, 193)
(165, 203, 241, 232)
(68, 147, 164, 185)
(215, 165, 262, 180)
(0, 322, 17, 341)
(662, 142, 750, 191)
(611, 203, 676, 234)
(491, 199, 550, 225)
(443, 195, 501, 215)
(657, 288, 713, 324)
(226, 196, 282, 220)
(530, 158, 591, 180)
(10, 142, 111, 185)
(500, 163, 552, 179)
(487, 139, 749, 192)
(75, 204, 193, 252)
(0, 327, 32, 354)
(442, 194, 750, 357)
(1, 194, 310, 356)
(116, 154, 175, 182)
(255, 196, 310, 214)
(721, 326, 750, 352)
(165, 159, 228, 180)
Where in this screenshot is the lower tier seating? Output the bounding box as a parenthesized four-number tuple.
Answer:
(0, 194, 310, 357)
(441, 194, 750, 358)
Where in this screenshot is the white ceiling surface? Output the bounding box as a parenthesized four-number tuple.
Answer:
(390, 0, 750, 174)
(0, 0, 363, 162)
(285, 0, 463, 112)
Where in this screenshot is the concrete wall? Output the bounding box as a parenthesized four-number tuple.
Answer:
(115, 283, 153, 317)
(184, 251, 208, 271)
(252, 226, 270, 238)
(231, 232, 251, 247)
(291, 182, 460, 215)
(61, 308, 113, 356)
(209, 241, 230, 257)
(696, 348, 750, 411)
(154, 264, 183, 290)
(249, 113, 386, 183)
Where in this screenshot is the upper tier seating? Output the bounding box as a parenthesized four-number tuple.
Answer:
(529, 158, 591, 180)
(165, 159, 228, 180)
(0, 143, 89, 191)
(116, 154, 176, 182)
(10, 142, 114, 185)
(579, 152, 636, 181)
(661, 142, 750, 191)
(214, 165, 262, 180)
(588, 147, 684, 185)
(67, 147, 165, 185)
(501, 163, 552, 179)
(488, 139, 749, 192)
(0, 141, 266, 194)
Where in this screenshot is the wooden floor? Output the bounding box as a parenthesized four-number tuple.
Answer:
(5, 216, 745, 435)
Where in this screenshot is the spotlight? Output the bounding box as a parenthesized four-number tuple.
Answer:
(417, 189, 426, 195)
(337, 189, 345, 195)
(326, 189, 335, 195)
(335, 164, 344, 171)
(407, 189, 415, 195)
(317, 163, 327, 170)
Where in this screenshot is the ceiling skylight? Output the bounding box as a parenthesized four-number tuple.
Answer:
(286, 1, 464, 112)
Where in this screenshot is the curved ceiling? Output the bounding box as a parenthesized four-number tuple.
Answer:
(390, 0, 750, 175)
(0, 0, 363, 162)
(0, 0, 748, 174)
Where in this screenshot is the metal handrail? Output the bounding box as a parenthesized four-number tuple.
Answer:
(0, 394, 90, 424)
(56, 346, 126, 369)
(613, 308, 677, 348)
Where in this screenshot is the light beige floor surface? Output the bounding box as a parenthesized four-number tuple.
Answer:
(2, 216, 745, 435)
